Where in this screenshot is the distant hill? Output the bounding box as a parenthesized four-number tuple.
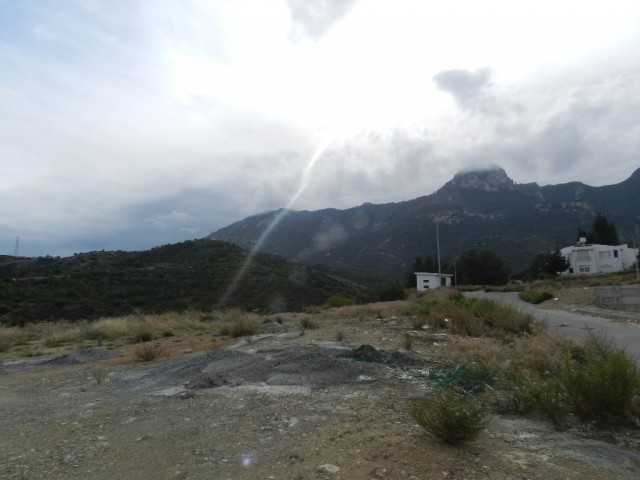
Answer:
(209, 167, 640, 281)
(0, 240, 366, 326)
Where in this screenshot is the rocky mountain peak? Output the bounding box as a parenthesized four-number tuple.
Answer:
(439, 166, 516, 192)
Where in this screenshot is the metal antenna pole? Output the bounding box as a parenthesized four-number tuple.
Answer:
(13, 237, 19, 257)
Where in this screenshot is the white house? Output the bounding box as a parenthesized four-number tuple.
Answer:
(415, 272, 453, 291)
(560, 238, 638, 275)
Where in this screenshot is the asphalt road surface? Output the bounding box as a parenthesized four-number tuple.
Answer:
(467, 291, 640, 364)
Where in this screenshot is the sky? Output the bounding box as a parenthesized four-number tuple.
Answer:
(2, 0, 640, 257)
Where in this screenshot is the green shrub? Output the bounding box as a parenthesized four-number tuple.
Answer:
(561, 342, 640, 424)
(519, 290, 554, 304)
(410, 390, 488, 444)
(523, 333, 640, 427)
(524, 379, 572, 429)
(325, 295, 355, 308)
(422, 298, 533, 336)
(373, 281, 407, 302)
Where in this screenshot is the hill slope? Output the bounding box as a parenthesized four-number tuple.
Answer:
(209, 167, 640, 281)
(0, 240, 366, 325)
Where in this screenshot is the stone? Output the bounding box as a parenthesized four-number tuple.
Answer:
(318, 464, 340, 474)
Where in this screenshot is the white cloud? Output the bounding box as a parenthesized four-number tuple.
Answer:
(0, 0, 639, 256)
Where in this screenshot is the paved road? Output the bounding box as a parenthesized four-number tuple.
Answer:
(467, 291, 640, 363)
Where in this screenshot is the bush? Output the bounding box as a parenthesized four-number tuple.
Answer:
(134, 342, 163, 362)
(561, 341, 640, 424)
(131, 322, 154, 343)
(325, 295, 355, 308)
(519, 290, 554, 304)
(524, 379, 572, 429)
(300, 318, 319, 330)
(524, 333, 640, 427)
(410, 390, 488, 444)
(423, 298, 533, 336)
(373, 281, 407, 302)
(222, 318, 257, 338)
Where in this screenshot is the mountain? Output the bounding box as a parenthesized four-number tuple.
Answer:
(208, 167, 640, 282)
(0, 240, 366, 325)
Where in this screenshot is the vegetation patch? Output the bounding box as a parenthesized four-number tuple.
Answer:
(410, 390, 488, 444)
(134, 342, 163, 362)
(324, 295, 355, 308)
(519, 289, 554, 304)
(421, 297, 533, 336)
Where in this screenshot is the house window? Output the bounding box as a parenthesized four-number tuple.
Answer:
(576, 250, 590, 262)
(613, 250, 619, 258)
(599, 251, 611, 259)
(578, 265, 591, 273)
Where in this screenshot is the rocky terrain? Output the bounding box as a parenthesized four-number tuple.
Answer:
(2, 294, 640, 480)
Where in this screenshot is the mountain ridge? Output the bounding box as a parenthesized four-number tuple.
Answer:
(209, 168, 640, 281)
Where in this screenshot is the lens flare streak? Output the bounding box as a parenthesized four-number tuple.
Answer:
(218, 137, 331, 307)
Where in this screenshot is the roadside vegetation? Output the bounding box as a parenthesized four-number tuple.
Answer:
(1, 279, 639, 447)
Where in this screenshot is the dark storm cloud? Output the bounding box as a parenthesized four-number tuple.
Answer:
(433, 68, 500, 114)
(286, 0, 359, 41)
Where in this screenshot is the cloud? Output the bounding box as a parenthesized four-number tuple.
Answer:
(286, 0, 359, 42)
(433, 68, 500, 115)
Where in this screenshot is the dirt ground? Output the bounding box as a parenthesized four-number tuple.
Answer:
(2, 297, 640, 479)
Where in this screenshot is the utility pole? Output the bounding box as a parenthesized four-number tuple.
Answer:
(436, 221, 442, 277)
(635, 226, 639, 281)
(433, 212, 454, 284)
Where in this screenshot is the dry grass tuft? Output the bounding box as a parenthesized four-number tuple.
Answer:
(300, 318, 319, 330)
(444, 337, 507, 370)
(91, 318, 130, 340)
(0, 327, 22, 352)
(134, 342, 163, 362)
(511, 332, 568, 378)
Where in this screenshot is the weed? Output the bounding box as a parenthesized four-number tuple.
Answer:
(445, 337, 506, 370)
(410, 390, 488, 444)
(411, 316, 426, 330)
(402, 333, 414, 351)
(300, 318, 319, 330)
(444, 288, 464, 301)
(519, 290, 554, 304)
(85, 366, 109, 385)
(227, 319, 257, 338)
(131, 321, 154, 343)
(0, 327, 20, 352)
(44, 329, 82, 348)
(134, 342, 163, 362)
(561, 341, 640, 424)
(92, 318, 129, 340)
(524, 379, 571, 429)
(511, 332, 567, 378)
(335, 330, 345, 342)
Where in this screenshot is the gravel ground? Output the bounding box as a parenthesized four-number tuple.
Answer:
(2, 313, 640, 479)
